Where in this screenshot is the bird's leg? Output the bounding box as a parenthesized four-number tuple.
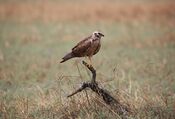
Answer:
(88, 57, 93, 67)
(84, 56, 88, 64)
(83, 56, 93, 68)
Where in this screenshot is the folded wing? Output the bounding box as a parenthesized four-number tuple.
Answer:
(72, 36, 92, 57)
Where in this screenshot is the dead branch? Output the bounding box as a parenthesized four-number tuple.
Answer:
(67, 61, 130, 116)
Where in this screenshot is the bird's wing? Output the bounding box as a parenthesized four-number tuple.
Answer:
(72, 36, 92, 56)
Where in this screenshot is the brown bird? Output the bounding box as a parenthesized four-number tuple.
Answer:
(60, 31, 104, 64)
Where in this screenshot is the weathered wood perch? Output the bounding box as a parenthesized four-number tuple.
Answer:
(67, 61, 130, 116)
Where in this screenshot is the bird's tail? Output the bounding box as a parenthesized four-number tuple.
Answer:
(60, 52, 74, 63)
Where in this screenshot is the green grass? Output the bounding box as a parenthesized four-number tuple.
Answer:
(0, 20, 175, 118)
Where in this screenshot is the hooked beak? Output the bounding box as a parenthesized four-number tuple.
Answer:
(99, 33, 104, 37)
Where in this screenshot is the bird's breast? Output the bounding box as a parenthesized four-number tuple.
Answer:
(86, 39, 100, 56)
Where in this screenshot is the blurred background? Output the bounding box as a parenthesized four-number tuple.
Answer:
(0, 0, 175, 118)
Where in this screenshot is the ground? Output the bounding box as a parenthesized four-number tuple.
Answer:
(0, 0, 175, 118)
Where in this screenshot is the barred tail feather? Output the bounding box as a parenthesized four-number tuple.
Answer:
(60, 52, 74, 63)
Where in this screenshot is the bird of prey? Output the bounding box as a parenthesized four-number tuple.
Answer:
(60, 31, 104, 64)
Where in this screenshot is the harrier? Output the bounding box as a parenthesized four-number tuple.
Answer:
(60, 31, 104, 64)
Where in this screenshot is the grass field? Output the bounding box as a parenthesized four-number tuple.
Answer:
(0, 0, 175, 119)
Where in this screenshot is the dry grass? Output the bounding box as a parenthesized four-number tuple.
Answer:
(0, 0, 175, 119)
(0, 77, 174, 118)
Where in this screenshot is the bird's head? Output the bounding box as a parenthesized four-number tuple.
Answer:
(92, 31, 104, 39)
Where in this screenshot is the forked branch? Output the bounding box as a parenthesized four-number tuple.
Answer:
(67, 61, 130, 116)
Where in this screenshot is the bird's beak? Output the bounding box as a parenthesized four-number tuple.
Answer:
(99, 33, 104, 37)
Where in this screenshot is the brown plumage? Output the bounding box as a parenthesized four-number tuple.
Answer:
(60, 31, 104, 63)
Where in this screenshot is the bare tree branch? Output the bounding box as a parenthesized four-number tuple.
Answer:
(67, 61, 131, 116)
(82, 61, 96, 83)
